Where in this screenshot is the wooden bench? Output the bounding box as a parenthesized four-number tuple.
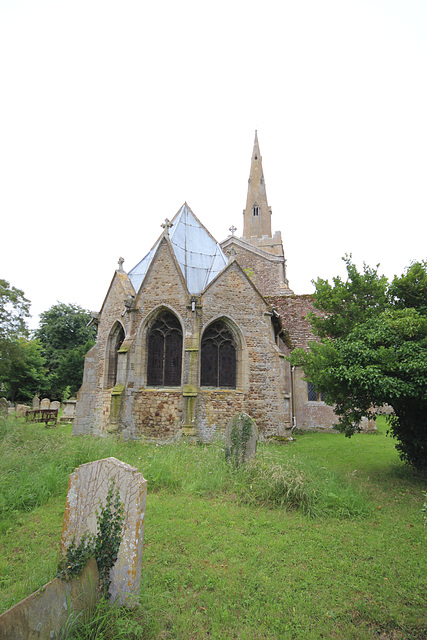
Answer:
(25, 409, 58, 426)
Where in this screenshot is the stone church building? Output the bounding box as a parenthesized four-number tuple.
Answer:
(74, 132, 338, 440)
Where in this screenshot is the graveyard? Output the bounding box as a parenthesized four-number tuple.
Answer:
(0, 414, 426, 640)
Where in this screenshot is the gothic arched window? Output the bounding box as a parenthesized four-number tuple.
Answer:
(147, 311, 183, 387)
(106, 323, 125, 388)
(201, 321, 236, 388)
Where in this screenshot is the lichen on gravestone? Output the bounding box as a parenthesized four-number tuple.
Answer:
(60, 457, 147, 607)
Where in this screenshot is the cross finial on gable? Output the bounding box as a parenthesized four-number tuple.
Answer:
(118, 257, 125, 272)
(229, 225, 237, 236)
(161, 218, 173, 234)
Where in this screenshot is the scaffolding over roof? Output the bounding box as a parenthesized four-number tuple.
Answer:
(128, 204, 228, 295)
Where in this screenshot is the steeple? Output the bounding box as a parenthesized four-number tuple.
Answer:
(242, 131, 272, 239)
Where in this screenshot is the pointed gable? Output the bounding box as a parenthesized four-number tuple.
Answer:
(99, 269, 135, 316)
(128, 203, 228, 295)
(139, 234, 189, 301)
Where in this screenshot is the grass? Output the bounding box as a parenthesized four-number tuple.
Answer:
(0, 415, 425, 639)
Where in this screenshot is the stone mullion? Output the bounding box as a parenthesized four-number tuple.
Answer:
(182, 297, 201, 435)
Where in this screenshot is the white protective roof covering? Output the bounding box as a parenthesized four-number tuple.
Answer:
(128, 204, 228, 295)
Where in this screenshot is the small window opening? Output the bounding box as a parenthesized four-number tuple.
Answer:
(106, 324, 125, 388)
(253, 205, 259, 216)
(307, 381, 326, 402)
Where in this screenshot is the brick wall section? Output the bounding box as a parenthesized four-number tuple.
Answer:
(266, 294, 320, 350)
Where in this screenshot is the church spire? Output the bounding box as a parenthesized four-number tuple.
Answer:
(242, 130, 272, 239)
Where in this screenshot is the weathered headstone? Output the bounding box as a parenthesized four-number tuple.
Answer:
(225, 412, 258, 466)
(0, 397, 8, 417)
(40, 398, 50, 410)
(60, 457, 147, 606)
(0, 557, 99, 640)
(16, 404, 30, 417)
(50, 400, 61, 412)
(360, 416, 377, 432)
(32, 395, 40, 410)
(62, 398, 77, 422)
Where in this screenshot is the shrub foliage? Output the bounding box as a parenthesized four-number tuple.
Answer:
(290, 258, 427, 472)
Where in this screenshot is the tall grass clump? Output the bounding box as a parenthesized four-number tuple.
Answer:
(0, 418, 120, 532)
(234, 454, 371, 518)
(136, 439, 229, 494)
(59, 597, 145, 640)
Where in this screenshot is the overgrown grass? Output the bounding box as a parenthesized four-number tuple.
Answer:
(0, 415, 425, 639)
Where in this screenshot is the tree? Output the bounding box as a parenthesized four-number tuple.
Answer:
(2, 337, 46, 402)
(0, 279, 30, 344)
(309, 255, 389, 339)
(389, 259, 427, 316)
(35, 303, 96, 400)
(290, 259, 427, 472)
(0, 280, 46, 401)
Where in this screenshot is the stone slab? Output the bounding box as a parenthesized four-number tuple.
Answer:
(0, 397, 7, 416)
(62, 399, 76, 421)
(60, 457, 147, 606)
(0, 557, 99, 640)
(225, 412, 258, 466)
(15, 404, 30, 417)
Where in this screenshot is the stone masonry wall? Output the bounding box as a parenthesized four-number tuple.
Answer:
(74, 270, 135, 436)
(293, 367, 338, 430)
(201, 261, 290, 436)
(76, 240, 293, 439)
(222, 244, 285, 297)
(74, 342, 100, 435)
(121, 239, 192, 439)
(132, 390, 182, 439)
(197, 390, 245, 441)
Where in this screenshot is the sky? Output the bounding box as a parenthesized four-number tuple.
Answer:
(1, 0, 426, 330)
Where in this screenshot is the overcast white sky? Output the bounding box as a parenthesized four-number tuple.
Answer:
(1, 0, 426, 329)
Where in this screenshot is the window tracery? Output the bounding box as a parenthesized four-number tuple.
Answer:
(147, 311, 182, 386)
(201, 321, 236, 388)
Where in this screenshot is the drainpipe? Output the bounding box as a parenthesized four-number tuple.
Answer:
(291, 366, 297, 432)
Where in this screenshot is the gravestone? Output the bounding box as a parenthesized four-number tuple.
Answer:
(62, 398, 77, 422)
(60, 457, 147, 606)
(32, 395, 40, 410)
(40, 398, 50, 410)
(0, 397, 8, 417)
(50, 400, 61, 412)
(225, 412, 258, 466)
(0, 557, 99, 640)
(16, 404, 30, 417)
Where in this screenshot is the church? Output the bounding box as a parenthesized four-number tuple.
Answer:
(74, 132, 339, 440)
